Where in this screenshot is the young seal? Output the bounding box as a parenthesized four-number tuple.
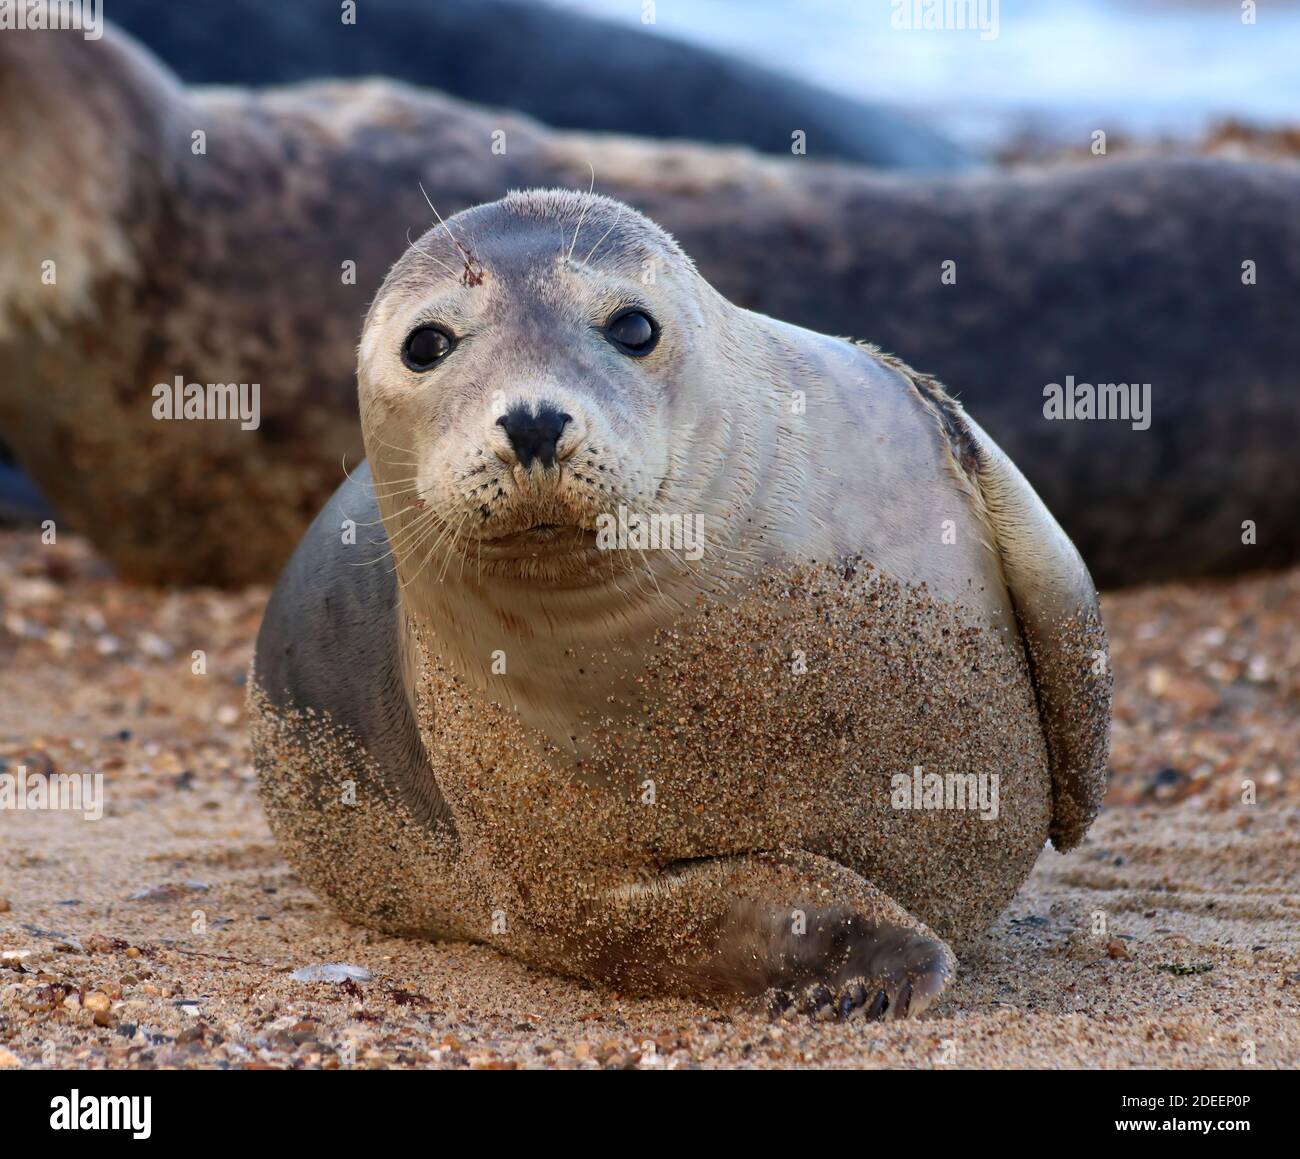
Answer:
(6, 24, 1298, 586)
(106, 0, 969, 169)
(249, 192, 1111, 1016)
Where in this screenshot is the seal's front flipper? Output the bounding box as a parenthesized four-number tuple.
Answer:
(755, 906, 951, 1021)
(557, 851, 954, 1019)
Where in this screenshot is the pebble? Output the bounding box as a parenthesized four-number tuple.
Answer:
(290, 963, 373, 984)
(127, 881, 210, 901)
(137, 632, 174, 659)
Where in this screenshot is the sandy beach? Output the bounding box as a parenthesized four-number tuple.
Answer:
(1, 530, 1296, 1070)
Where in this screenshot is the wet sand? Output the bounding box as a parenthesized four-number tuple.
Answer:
(1, 530, 1296, 1069)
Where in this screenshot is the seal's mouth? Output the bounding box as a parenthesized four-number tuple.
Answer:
(490, 522, 566, 541)
(476, 521, 600, 558)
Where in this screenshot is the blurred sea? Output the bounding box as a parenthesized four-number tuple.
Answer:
(554, 0, 1300, 153)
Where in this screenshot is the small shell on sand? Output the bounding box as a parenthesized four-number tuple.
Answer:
(290, 964, 373, 984)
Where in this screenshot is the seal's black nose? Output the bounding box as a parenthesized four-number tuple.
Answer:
(497, 404, 571, 469)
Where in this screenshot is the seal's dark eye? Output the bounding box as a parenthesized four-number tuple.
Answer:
(402, 326, 454, 371)
(604, 309, 658, 356)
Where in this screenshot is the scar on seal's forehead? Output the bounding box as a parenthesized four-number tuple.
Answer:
(407, 189, 692, 283)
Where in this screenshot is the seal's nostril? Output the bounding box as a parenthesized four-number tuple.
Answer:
(496, 404, 571, 469)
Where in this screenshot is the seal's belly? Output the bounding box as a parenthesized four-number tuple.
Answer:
(415, 562, 1050, 943)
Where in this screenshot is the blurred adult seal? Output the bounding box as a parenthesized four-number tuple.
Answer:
(250, 192, 1111, 1016)
(106, 0, 969, 169)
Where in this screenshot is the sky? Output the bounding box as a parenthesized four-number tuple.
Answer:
(554, 0, 1300, 149)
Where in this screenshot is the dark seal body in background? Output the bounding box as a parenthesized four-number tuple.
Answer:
(0, 446, 52, 526)
(2, 25, 1297, 586)
(106, 0, 969, 170)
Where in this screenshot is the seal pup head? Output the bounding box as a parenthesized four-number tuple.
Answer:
(359, 190, 731, 591)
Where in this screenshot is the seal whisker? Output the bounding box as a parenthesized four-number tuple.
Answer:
(435, 510, 475, 585)
(457, 513, 477, 583)
(416, 246, 464, 282)
(349, 506, 441, 568)
(394, 512, 460, 590)
(410, 227, 464, 281)
(374, 457, 422, 471)
(418, 181, 475, 270)
(365, 433, 424, 467)
(365, 478, 428, 502)
(389, 507, 453, 557)
(341, 454, 368, 489)
(583, 202, 626, 267)
(351, 498, 421, 528)
(410, 504, 477, 587)
(407, 224, 462, 281)
(341, 454, 419, 498)
(365, 470, 424, 485)
(371, 452, 423, 470)
(566, 163, 598, 262)
(378, 503, 449, 556)
(366, 487, 426, 506)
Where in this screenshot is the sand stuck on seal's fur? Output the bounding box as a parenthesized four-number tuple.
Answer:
(252, 560, 1057, 978)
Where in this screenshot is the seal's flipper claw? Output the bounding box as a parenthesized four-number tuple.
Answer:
(762, 915, 950, 1022)
(865, 989, 889, 1021)
(838, 983, 867, 1020)
(892, 978, 914, 1020)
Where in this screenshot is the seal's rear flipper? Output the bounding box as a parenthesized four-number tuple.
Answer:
(905, 370, 1112, 853)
